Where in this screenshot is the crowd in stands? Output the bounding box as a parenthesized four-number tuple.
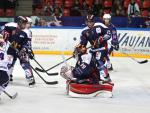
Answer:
(0, 0, 18, 16)
(0, 0, 149, 28)
(32, 0, 150, 17)
(32, 0, 150, 27)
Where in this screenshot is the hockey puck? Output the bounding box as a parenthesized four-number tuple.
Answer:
(73, 37, 77, 41)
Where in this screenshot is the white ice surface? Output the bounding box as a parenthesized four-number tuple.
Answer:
(0, 55, 150, 113)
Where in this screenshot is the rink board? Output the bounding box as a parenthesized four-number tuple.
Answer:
(31, 27, 150, 59)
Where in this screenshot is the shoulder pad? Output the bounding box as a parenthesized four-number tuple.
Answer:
(94, 22, 108, 28)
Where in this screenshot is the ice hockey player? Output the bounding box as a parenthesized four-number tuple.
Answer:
(7, 16, 35, 87)
(23, 17, 33, 50)
(0, 34, 13, 99)
(1, 22, 18, 82)
(60, 46, 99, 84)
(60, 14, 114, 98)
(103, 14, 119, 71)
(79, 14, 113, 83)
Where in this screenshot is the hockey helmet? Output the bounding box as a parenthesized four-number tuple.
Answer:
(86, 14, 94, 22)
(86, 14, 95, 28)
(103, 14, 111, 20)
(26, 17, 32, 24)
(4, 22, 18, 32)
(16, 16, 28, 26)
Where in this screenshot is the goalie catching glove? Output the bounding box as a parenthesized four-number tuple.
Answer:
(60, 66, 75, 80)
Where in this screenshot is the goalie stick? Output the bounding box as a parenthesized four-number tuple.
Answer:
(31, 65, 58, 85)
(3, 91, 18, 99)
(33, 58, 58, 76)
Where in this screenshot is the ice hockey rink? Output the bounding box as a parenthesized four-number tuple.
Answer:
(0, 55, 150, 113)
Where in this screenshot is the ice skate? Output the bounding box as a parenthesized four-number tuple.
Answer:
(28, 78, 36, 88)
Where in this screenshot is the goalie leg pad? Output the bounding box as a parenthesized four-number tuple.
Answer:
(67, 82, 114, 98)
(60, 66, 74, 80)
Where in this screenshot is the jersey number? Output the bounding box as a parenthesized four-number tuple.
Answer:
(0, 52, 4, 60)
(80, 63, 86, 69)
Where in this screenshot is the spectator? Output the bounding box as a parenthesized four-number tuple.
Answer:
(144, 12, 150, 28)
(81, 0, 91, 16)
(47, 16, 62, 26)
(30, 16, 40, 26)
(93, 0, 103, 16)
(127, 0, 140, 17)
(39, 18, 48, 26)
(112, 0, 125, 16)
(53, 7, 62, 18)
(32, 0, 42, 15)
(43, 1, 54, 16)
(53, 0, 63, 14)
(70, 0, 81, 16)
(116, 5, 126, 16)
(51, 8, 63, 26)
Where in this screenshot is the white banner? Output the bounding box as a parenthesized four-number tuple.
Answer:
(31, 28, 81, 51)
(118, 30, 150, 55)
(31, 28, 150, 57)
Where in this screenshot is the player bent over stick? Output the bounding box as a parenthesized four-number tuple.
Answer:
(6, 16, 35, 87)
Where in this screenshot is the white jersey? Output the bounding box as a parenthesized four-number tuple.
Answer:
(0, 42, 12, 72)
(81, 52, 92, 65)
(23, 28, 32, 39)
(23, 28, 32, 49)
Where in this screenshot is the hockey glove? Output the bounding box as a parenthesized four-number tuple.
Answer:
(103, 34, 111, 41)
(18, 47, 28, 60)
(111, 40, 119, 51)
(28, 49, 34, 60)
(89, 47, 96, 54)
(113, 44, 119, 51)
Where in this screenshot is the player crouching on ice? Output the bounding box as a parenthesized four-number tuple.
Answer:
(60, 46, 114, 98)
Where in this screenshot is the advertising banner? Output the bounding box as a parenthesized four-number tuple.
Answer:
(31, 28, 150, 58)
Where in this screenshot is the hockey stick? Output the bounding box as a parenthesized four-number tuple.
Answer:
(120, 51, 148, 64)
(35, 46, 92, 73)
(3, 91, 18, 99)
(30, 65, 58, 85)
(35, 56, 73, 72)
(108, 42, 148, 64)
(9, 44, 58, 76)
(33, 58, 58, 76)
